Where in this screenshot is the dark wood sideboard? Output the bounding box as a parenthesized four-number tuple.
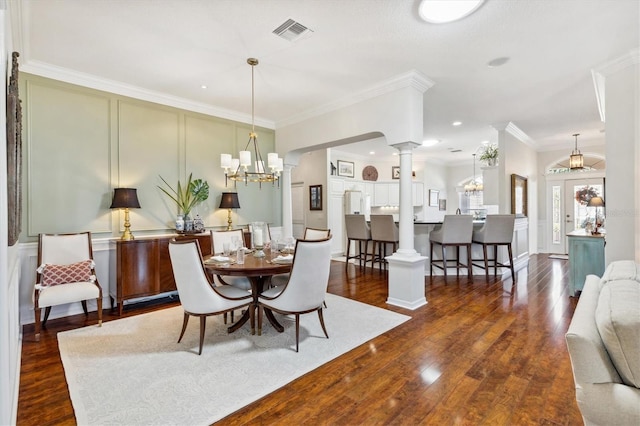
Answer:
(111, 233, 212, 315)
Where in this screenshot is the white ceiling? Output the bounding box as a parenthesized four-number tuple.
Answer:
(12, 0, 640, 164)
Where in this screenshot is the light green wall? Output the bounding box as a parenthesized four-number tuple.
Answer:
(20, 74, 281, 242)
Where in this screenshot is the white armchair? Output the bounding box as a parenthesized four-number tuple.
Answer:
(34, 232, 103, 341)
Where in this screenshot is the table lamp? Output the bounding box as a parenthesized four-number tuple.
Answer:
(587, 196, 605, 235)
(219, 192, 241, 230)
(110, 188, 141, 240)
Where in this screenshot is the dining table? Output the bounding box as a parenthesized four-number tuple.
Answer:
(204, 250, 293, 334)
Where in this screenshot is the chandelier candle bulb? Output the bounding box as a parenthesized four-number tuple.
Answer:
(240, 151, 251, 167)
(268, 153, 278, 168)
(220, 154, 231, 169)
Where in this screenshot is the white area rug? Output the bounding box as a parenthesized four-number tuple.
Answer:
(58, 293, 409, 425)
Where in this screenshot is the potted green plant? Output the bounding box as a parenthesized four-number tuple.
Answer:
(158, 173, 210, 226)
(479, 144, 499, 166)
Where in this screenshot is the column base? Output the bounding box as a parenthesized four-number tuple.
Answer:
(386, 253, 428, 310)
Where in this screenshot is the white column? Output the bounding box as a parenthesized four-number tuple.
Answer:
(386, 141, 427, 310)
(281, 164, 294, 238)
(396, 142, 419, 255)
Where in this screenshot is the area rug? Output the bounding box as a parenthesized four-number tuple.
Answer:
(58, 293, 410, 425)
(549, 254, 569, 260)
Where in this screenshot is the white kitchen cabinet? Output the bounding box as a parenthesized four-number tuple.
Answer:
(412, 182, 424, 206)
(373, 183, 389, 206)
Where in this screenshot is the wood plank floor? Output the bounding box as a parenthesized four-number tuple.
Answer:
(17, 254, 583, 425)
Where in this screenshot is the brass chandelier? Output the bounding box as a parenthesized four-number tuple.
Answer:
(221, 58, 282, 188)
(464, 153, 483, 195)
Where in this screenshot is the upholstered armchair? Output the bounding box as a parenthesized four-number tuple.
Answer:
(33, 232, 103, 341)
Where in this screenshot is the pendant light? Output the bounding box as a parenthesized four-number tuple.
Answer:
(220, 58, 282, 188)
(464, 153, 483, 195)
(569, 133, 584, 170)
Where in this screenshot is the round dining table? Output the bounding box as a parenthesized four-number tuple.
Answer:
(204, 251, 293, 334)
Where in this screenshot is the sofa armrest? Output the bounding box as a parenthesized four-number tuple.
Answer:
(576, 382, 640, 426)
(565, 275, 622, 385)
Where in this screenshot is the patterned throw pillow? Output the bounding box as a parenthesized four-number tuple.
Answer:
(37, 260, 96, 287)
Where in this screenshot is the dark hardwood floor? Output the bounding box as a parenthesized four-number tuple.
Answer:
(17, 254, 583, 425)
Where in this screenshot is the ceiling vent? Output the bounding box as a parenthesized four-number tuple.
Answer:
(272, 18, 313, 42)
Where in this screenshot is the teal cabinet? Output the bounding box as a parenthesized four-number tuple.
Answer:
(567, 231, 605, 296)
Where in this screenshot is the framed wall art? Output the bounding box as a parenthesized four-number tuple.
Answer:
(429, 189, 439, 207)
(439, 199, 446, 211)
(392, 166, 400, 179)
(511, 174, 528, 217)
(337, 160, 354, 178)
(309, 184, 322, 211)
(6, 52, 22, 246)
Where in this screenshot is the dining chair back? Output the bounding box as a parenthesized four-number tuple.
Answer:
(303, 227, 331, 240)
(209, 229, 251, 290)
(169, 239, 252, 355)
(210, 229, 244, 254)
(257, 237, 332, 351)
(34, 232, 103, 341)
(429, 215, 474, 279)
(369, 214, 399, 272)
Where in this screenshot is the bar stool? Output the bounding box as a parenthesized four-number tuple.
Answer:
(471, 214, 516, 280)
(345, 214, 372, 270)
(429, 215, 473, 279)
(369, 214, 399, 273)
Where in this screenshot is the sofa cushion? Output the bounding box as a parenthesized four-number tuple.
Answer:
(595, 279, 640, 388)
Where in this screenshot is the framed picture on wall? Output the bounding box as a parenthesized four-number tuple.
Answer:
(6, 52, 22, 246)
(511, 174, 528, 217)
(392, 166, 400, 179)
(309, 185, 322, 210)
(429, 189, 439, 207)
(337, 160, 354, 178)
(439, 199, 446, 211)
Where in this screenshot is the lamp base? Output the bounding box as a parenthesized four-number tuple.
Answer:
(121, 208, 135, 240)
(226, 209, 233, 231)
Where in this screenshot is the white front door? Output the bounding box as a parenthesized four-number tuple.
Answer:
(549, 178, 604, 254)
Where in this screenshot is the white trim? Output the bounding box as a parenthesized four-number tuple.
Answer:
(20, 61, 276, 130)
(591, 48, 640, 124)
(277, 70, 434, 128)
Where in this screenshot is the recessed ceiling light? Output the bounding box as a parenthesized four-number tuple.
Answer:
(481, 140, 489, 145)
(419, 0, 485, 24)
(452, 121, 462, 126)
(422, 139, 440, 147)
(201, 85, 207, 89)
(487, 57, 509, 67)
(369, 151, 375, 155)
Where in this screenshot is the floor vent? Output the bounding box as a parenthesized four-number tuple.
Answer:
(272, 18, 313, 42)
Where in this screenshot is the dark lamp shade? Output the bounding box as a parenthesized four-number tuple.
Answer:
(219, 192, 241, 209)
(110, 188, 141, 209)
(587, 196, 605, 207)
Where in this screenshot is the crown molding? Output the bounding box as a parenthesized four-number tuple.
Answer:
(276, 70, 435, 128)
(20, 60, 276, 129)
(491, 121, 535, 147)
(591, 48, 640, 123)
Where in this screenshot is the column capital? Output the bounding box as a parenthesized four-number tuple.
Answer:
(391, 141, 421, 153)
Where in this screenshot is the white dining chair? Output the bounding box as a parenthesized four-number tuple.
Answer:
(168, 239, 252, 355)
(210, 229, 251, 291)
(256, 237, 332, 352)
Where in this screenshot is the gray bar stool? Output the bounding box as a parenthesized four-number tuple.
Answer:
(369, 214, 399, 273)
(429, 215, 473, 279)
(471, 214, 516, 280)
(345, 214, 372, 269)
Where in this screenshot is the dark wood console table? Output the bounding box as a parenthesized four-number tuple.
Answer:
(111, 233, 212, 315)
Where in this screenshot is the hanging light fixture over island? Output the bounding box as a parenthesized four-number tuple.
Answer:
(221, 58, 283, 188)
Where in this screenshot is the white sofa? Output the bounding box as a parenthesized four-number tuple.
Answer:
(565, 261, 640, 425)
